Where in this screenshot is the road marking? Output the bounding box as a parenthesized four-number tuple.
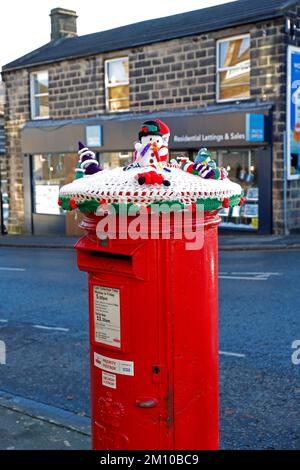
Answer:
(0, 340, 6, 364)
(0, 267, 26, 272)
(222, 272, 281, 275)
(219, 272, 281, 281)
(219, 350, 246, 358)
(219, 275, 268, 281)
(33, 325, 70, 332)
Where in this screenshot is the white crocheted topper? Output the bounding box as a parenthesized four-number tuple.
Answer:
(59, 120, 243, 211)
(59, 165, 242, 207)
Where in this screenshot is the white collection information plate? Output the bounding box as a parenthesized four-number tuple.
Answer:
(93, 286, 121, 348)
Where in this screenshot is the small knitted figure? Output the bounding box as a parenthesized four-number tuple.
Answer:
(77, 141, 102, 176)
(135, 142, 171, 186)
(195, 148, 216, 167)
(178, 148, 228, 180)
(75, 162, 85, 179)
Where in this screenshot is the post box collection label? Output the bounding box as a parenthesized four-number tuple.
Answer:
(93, 286, 121, 348)
(102, 371, 117, 389)
(94, 352, 134, 376)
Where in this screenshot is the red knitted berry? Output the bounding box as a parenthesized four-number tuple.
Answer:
(70, 199, 77, 209)
(144, 172, 152, 184)
(222, 198, 230, 208)
(155, 173, 164, 184)
(58, 199, 62, 206)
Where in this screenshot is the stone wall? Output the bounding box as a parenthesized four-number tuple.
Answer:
(49, 57, 105, 119)
(3, 69, 30, 233)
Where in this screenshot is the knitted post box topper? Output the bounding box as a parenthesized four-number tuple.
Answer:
(58, 118, 244, 214)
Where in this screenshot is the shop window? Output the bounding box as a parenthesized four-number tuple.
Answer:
(105, 58, 129, 112)
(30, 71, 49, 119)
(99, 152, 133, 169)
(170, 150, 190, 161)
(217, 35, 250, 102)
(32, 154, 65, 215)
(217, 150, 259, 231)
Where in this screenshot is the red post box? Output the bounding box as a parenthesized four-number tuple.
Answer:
(59, 122, 243, 450)
(75, 210, 220, 450)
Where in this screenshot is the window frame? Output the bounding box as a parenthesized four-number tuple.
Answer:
(216, 34, 250, 104)
(31, 153, 65, 216)
(104, 57, 129, 113)
(30, 70, 49, 120)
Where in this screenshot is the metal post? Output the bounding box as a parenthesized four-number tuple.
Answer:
(283, 131, 289, 236)
(0, 157, 5, 235)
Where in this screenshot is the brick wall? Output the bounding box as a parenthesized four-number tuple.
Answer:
(250, 19, 287, 234)
(129, 35, 215, 111)
(49, 57, 105, 119)
(3, 69, 30, 233)
(2, 12, 300, 234)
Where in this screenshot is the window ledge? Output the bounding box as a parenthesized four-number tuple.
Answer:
(31, 116, 50, 121)
(216, 97, 250, 104)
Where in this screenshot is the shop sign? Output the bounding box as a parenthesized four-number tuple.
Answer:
(86, 125, 102, 147)
(287, 45, 300, 180)
(245, 114, 265, 142)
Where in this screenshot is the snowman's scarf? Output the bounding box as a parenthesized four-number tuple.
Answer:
(140, 143, 151, 157)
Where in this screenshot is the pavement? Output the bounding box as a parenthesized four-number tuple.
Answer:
(0, 232, 300, 250)
(0, 392, 90, 450)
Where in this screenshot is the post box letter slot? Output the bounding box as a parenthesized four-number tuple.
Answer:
(88, 251, 132, 273)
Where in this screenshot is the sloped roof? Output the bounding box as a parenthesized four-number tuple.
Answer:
(2, 0, 297, 71)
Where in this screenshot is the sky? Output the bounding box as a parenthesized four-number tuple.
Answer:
(0, 0, 231, 70)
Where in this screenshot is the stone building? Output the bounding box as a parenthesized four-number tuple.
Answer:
(2, 0, 300, 235)
(0, 81, 8, 233)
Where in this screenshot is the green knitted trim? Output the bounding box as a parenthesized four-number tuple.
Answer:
(60, 197, 72, 211)
(59, 193, 243, 214)
(202, 198, 222, 210)
(229, 194, 242, 207)
(213, 168, 221, 180)
(77, 199, 100, 213)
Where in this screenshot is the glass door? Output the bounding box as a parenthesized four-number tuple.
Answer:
(99, 152, 133, 169)
(32, 154, 65, 215)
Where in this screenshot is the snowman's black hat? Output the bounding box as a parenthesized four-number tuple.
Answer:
(138, 120, 162, 140)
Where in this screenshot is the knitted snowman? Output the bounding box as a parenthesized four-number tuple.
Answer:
(134, 121, 171, 186)
(135, 143, 171, 186)
(134, 120, 169, 164)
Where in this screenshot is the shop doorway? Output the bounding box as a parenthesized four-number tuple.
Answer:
(217, 149, 259, 231)
(29, 151, 134, 235)
(187, 147, 272, 234)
